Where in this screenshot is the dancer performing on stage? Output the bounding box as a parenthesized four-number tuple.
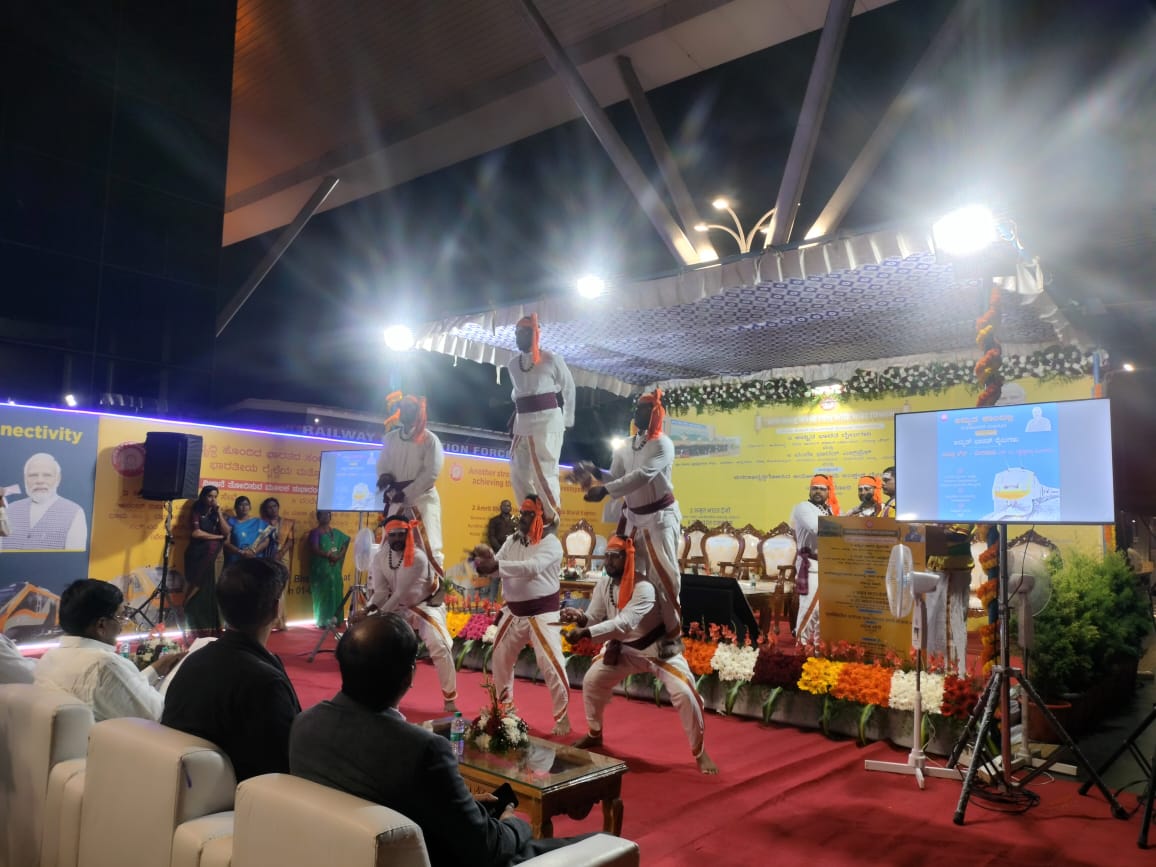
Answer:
(561, 536, 717, 774)
(353, 515, 458, 712)
(471, 495, 571, 735)
(577, 390, 683, 655)
(508, 314, 574, 526)
(377, 392, 445, 570)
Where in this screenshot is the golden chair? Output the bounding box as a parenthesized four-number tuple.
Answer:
(561, 519, 597, 572)
(758, 523, 798, 633)
(679, 520, 710, 574)
(702, 522, 744, 577)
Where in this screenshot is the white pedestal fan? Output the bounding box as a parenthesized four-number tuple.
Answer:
(865, 543, 963, 789)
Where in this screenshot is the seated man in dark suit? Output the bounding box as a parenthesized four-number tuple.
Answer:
(290, 614, 588, 867)
(162, 558, 302, 780)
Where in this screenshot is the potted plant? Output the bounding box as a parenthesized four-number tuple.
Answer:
(1027, 550, 1151, 735)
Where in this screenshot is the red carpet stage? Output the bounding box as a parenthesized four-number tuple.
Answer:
(272, 628, 1147, 867)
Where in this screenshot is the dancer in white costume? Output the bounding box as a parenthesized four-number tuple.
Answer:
(562, 535, 717, 774)
(789, 474, 840, 642)
(580, 391, 683, 654)
(376, 393, 444, 571)
(472, 496, 571, 735)
(355, 515, 458, 712)
(507, 314, 574, 524)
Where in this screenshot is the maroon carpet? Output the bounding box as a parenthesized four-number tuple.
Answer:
(272, 628, 1147, 867)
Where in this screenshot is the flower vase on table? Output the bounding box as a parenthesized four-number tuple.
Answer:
(467, 679, 530, 753)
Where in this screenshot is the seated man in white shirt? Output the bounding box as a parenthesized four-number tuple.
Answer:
(35, 579, 185, 721)
(0, 633, 35, 684)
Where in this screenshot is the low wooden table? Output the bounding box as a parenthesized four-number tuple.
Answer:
(458, 735, 628, 838)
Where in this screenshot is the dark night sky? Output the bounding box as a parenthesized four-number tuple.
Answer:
(215, 0, 1156, 471)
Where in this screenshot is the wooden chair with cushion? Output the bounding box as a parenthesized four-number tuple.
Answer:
(702, 522, 744, 577)
(758, 523, 799, 633)
(736, 524, 766, 578)
(561, 519, 597, 572)
(679, 520, 710, 574)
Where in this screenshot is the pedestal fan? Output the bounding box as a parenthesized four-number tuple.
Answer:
(865, 544, 962, 788)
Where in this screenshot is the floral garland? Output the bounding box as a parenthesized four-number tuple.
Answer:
(662, 345, 1091, 414)
(975, 284, 1004, 407)
(830, 663, 893, 707)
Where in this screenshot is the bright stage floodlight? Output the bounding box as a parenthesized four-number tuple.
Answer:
(610, 436, 626, 450)
(576, 275, 606, 299)
(64, 393, 78, 407)
(383, 324, 415, 352)
(1122, 362, 1136, 372)
(932, 205, 997, 257)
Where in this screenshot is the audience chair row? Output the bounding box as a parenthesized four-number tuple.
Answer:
(0, 683, 639, 867)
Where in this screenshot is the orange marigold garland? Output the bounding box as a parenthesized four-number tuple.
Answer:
(975, 284, 1004, 407)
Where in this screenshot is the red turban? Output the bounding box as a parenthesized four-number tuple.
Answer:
(858, 474, 882, 507)
(382, 513, 417, 567)
(520, 496, 544, 545)
(636, 388, 665, 438)
(810, 473, 840, 516)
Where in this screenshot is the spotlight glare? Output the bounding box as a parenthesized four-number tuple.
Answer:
(693, 223, 708, 232)
(711, 198, 729, 211)
(610, 436, 626, 450)
(64, 393, 78, 407)
(932, 205, 996, 257)
(383, 324, 415, 352)
(1122, 362, 1136, 372)
(313, 417, 320, 423)
(576, 275, 606, 299)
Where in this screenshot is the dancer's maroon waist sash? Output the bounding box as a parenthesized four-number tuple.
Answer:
(629, 493, 675, 516)
(515, 393, 559, 413)
(506, 591, 561, 617)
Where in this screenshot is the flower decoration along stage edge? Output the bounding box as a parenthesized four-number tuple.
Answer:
(662, 345, 1092, 414)
(467, 679, 530, 753)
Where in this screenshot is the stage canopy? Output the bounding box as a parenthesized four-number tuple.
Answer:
(415, 226, 1077, 396)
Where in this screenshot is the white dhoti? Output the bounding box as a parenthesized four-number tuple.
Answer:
(625, 506, 684, 640)
(491, 610, 570, 725)
(390, 490, 443, 571)
(795, 556, 820, 642)
(925, 569, 971, 676)
(404, 602, 458, 704)
(510, 431, 563, 521)
(583, 646, 706, 759)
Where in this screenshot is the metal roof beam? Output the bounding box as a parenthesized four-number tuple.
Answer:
(805, 0, 981, 241)
(615, 54, 717, 263)
(766, 0, 854, 247)
(514, 0, 699, 266)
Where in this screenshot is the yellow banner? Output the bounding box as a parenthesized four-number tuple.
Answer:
(670, 377, 1103, 553)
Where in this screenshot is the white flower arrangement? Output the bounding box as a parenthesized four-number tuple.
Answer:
(710, 642, 758, 683)
(467, 680, 530, 752)
(887, 670, 946, 713)
(482, 624, 498, 644)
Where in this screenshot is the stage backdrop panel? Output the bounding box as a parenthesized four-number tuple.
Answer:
(670, 376, 1105, 554)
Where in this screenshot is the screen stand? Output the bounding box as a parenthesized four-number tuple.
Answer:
(946, 523, 1127, 823)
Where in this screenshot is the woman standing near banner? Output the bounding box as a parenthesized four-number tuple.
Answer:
(307, 510, 349, 629)
(259, 497, 296, 629)
(223, 496, 271, 565)
(184, 486, 229, 637)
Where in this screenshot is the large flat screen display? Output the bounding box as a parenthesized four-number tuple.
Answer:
(317, 449, 382, 512)
(894, 399, 1114, 524)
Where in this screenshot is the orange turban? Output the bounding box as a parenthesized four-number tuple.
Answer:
(516, 314, 541, 364)
(810, 473, 840, 516)
(382, 514, 417, 567)
(606, 535, 636, 610)
(635, 388, 665, 438)
(520, 496, 544, 545)
(858, 474, 882, 507)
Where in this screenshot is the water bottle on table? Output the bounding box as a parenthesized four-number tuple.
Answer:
(450, 711, 466, 760)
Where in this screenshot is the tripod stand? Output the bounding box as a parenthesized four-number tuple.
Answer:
(308, 580, 369, 662)
(947, 523, 1127, 823)
(1078, 703, 1156, 847)
(128, 500, 181, 636)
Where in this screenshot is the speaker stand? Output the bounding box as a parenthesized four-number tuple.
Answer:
(128, 500, 181, 639)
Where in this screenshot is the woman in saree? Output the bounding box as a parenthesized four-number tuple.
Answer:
(224, 496, 270, 565)
(307, 510, 350, 628)
(259, 497, 296, 629)
(183, 485, 230, 637)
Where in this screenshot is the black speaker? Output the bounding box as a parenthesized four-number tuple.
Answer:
(140, 432, 204, 501)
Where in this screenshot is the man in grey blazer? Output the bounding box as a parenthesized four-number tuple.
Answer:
(289, 614, 586, 866)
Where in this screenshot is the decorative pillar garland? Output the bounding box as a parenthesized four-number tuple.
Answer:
(974, 283, 1004, 408)
(974, 284, 1003, 675)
